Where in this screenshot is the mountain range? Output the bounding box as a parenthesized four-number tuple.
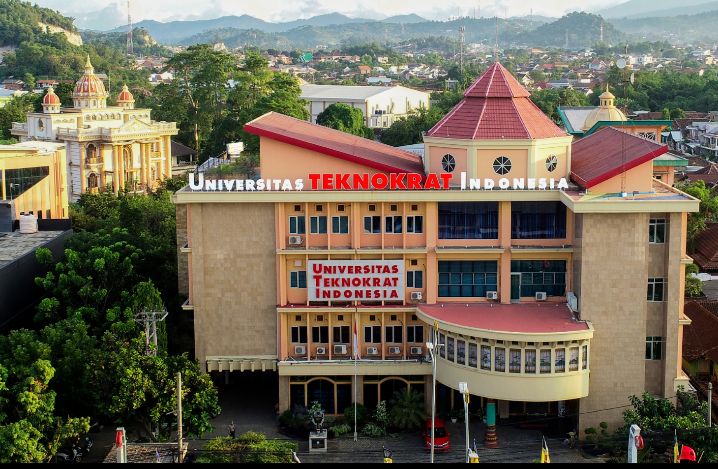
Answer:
(595, 0, 718, 18)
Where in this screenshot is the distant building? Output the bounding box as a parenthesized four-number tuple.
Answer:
(300, 84, 430, 129)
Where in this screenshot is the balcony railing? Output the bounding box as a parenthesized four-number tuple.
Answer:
(85, 156, 104, 167)
(11, 122, 27, 131)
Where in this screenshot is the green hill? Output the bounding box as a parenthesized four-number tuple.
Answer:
(0, 0, 77, 47)
(613, 10, 718, 42)
(516, 12, 629, 48)
(81, 28, 171, 57)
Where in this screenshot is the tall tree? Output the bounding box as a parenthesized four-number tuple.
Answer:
(316, 103, 373, 139)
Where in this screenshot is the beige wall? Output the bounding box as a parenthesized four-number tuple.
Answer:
(190, 202, 278, 372)
(578, 213, 650, 430)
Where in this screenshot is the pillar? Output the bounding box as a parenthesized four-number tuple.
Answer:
(112, 146, 119, 194)
(164, 135, 172, 179)
(140, 143, 146, 185)
(146, 143, 152, 186)
(118, 145, 125, 191)
(79, 144, 87, 194)
(484, 398, 499, 448)
(499, 201, 512, 304)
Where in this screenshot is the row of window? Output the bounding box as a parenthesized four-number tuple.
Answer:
(290, 325, 425, 345)
(440, 154, 558, 175)
(289, 215, 424, 235)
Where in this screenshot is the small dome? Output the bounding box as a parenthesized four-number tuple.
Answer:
(72, 55, 108, 109)
(117, 84, 134, 102)
(43, 86, 60, 105)
(582, 84, 626, 131)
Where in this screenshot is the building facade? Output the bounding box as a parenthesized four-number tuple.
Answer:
(11, 56, 178, 201)
(175, 63, 698, 433)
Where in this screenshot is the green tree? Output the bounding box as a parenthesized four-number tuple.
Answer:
(530, 88, 590, 123)
(23, 72, 35, 90)
(0, 94, 37, 140)
(661, 108, 670, 120)
(379, 107, 443, 146)
(676, 180, 718, 249)
(529, 69, 546, 83)
(316, 103, 373, 139)
(671, 108, 686, 119)
(388, 388, 426, 431)
(164, 44, 233, 153)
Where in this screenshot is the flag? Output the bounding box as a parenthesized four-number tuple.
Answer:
(541, 437, 550, 463)
(673, 432, 679, 464)
(156, 450, 162, 463)
(680, 445, 697, 462)
(353, 318, 359, 358)
(472, 439, 478, 453)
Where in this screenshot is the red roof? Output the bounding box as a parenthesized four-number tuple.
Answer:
(691, 223, 718, 270)
(570, 126, 667, 189)
(417, 303, 588, 334)
(426, 63, 566, 140)
(683, 301, 718, 363)
(244, 112, 425, 175)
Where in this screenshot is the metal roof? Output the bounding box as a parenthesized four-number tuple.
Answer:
(300, 84, 425, 101)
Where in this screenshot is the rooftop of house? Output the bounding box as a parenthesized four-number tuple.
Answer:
(691, 223, 718, 270)
(244, 112, 425, 175)
(300, 84, 422, 101)
(683, 301, 718, 363)
(0, 230, 65, 268)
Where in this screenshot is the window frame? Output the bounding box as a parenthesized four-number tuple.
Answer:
(406, 270, 424, 289)
(289, 215, 306, 235)
(649, 218, 666, 244)
(364, 325, 382, 344)
(310, 215, 328, 234)
(646, 336, 663, 360)
(290, 271, 307, 289)
(332, 215, 349, 234)
(647, 278, 665, 302)
(406, 325, 424, 343)
(385, 215, 403, 234)
(385, 325, 403, 344)
(312, 325, 329, 344)
(290, 326, 308, 344)
(363, 215, 381, 234)
(333, 325, 350, 344)
(406, 215, 424, 234)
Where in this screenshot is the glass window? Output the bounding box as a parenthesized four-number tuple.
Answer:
(646, 337, 663, 360)
(332, 216, 349, 234)
(307, 379, 335, 415)
(511, 202, 567, 239)
(406, 215, 423, 234)
(364, 325, 381, 344)
(4, 166, 50, 198)
(385, 325, 403, 344)
(447, 337, 455, 361)
(310, 216, 327, 234)
(540, 350, 551, 373)
(289, 216, 306, 235)
(457, 340, 466, 365)
(385, 216, 402, 233)
(493, 156, 512, 175)
(312, 326, 329, 343)
(555, 348, 566, 373)
(290, 271, 306, 289)
(439, 333, 445, 359)
(333, 326, 350, 343)
(649, 219, 666, 243)
(438, 261, 498, 297)
(582, 345, 588, 370)
(495, 347, 505, 372)
(291, 326, 307, 343)
(407, 270, 423, 289)
(469, 343, 479, 368)
(509, 349, 521, 373)
(442, 154, 456, 172)
(438, 202, 499, 239)
(363, 216, 381, 234)
(569, 347, 579, 371)
(525, 350, 537, 373)
(406, 325, 424, 343)
(511, 260, 567, 298)
(480, 345, 491, 370)
(647, 278, 665, 302)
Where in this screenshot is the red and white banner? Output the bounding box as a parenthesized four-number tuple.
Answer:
(308, 260, 404, 301)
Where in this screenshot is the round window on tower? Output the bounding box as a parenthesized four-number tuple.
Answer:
(545, 154, 558, 172)
(441, 154, 456, 173)
(492, 156, 512, 175)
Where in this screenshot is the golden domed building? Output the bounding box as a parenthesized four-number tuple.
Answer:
(10, 56, 179, 201)
(580, 86, 626, 132)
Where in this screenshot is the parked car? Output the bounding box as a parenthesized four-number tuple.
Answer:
(423, 417, 450, 451)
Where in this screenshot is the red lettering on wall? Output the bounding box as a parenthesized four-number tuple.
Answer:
(313, 275, 322, 287)
(383, 278, 392, 287)
(390, 290, 398, 298)
(353, 173, 369, 190)
(439, 173, 452, 189)
(407, 173, 422, 189)
(322, 290, 331, 298)
(391, 265, 399, 273)
(371, 173, 388, 190)
(336, 173, 351, 190)
(373, 278, 380, 287)
(390, 173, 407, 190)
(309, 174, 321, 190)
(313, 264, 323, 274)
(425, 174, 441, 190)
(322, 174, 333, 190)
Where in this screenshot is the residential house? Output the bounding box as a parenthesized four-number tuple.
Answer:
(685, 122, 718, 157)
(682, 301, 718, 420)
(357, 66, 372, 75)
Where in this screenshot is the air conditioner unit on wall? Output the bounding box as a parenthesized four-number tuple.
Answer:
(411, 292, 422, 300)
(535, 292, 547, 301)
(289, 236, 303, 245)
(334, 345, 347, 355)
(486, 291, 498, 300)
(294, 346, 306, 355)
(316, 347, 327, 355)
(410, 346, 423, 355)
(388, 346, 401, 354)
(367, 346, 379, 355)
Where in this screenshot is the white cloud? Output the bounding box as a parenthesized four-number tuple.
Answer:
(33, 0, 628, 29)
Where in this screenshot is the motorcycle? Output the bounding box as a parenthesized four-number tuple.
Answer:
(54, 437, 93, 463)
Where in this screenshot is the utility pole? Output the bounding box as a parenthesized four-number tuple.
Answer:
(565, 29, 569, 49)
(495, 17, 498, 62)
(709, 382, 713, 428)
(126, 1, 133, 55)
(600, 21, 604, 42)
(177, 372, 183, 464)
(133, 307, 168, 356)
(460, 26, 465, 77)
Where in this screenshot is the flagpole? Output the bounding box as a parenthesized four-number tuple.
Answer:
(354, 308, 358, 441)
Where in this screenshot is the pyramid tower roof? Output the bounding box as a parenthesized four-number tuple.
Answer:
(427, 62, 567, 140)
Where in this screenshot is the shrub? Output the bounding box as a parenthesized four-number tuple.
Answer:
(331, 423, 351, 437)
(344, 403, 369, 425)
(245, 439, 298, 464)
(362, 423, 387, 438)
(389, 388, 427, 431)
(374, 401, 390, 428)
(279, 410, 293, 427)
(584, 427, 598, 446)
(238, 431, 266, 445)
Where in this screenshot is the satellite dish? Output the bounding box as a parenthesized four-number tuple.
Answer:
(616, 59, 627, 69)
(630, 72, 635, 84)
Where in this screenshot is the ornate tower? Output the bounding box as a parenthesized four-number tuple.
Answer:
(117, 84, 135, 110)
(42, 86, 61, 114)
(72, 55, 109, 109)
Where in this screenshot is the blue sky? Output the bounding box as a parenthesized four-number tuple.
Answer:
(33, 0, 622, 30)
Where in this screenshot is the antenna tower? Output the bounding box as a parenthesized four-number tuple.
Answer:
(600, 22, 604, 42)
(530, 8, 533, 29)
(126, 1, 133, 55)
(460, 26, 465, 76)
(494, 17, 499, 62)
(565, 29, 569, 49)
(133, 307, 168, 356)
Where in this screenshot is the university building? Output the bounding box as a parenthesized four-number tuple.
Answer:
(174, 63, 698, 432)
(10, 56, 178, 201)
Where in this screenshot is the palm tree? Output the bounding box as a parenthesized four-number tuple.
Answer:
(389, 388, 427, 431)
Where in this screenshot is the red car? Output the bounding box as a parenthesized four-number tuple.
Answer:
(424, 418, 450, 451)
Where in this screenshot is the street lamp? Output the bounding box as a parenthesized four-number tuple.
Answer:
(459, 382, 469, 464)
(426, 325, 444, 464)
